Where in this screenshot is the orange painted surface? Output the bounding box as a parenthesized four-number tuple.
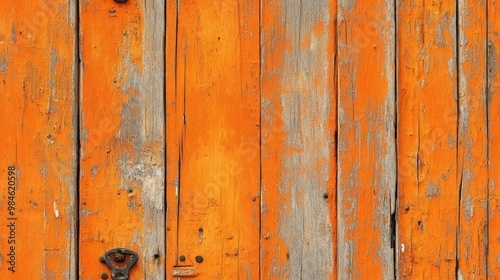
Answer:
(2, 1, 500, 279)
(0, 0, 77, 279)
(166, 0, 260, 279)
(79, 0, 164, 279)
(337, 0, 396, 278)
(457, 0, 488, 278)
(489, 0, 500, 278)
(397, 0, 459, 278)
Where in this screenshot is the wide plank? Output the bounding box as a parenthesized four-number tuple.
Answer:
(260, 0, 337, 279)
(397, 0, 459, 278)
(337, 0, 396, 278)
(457, 0, 488, 278)
(79, 0, 165, 278)
(166, 0, 260, 278)
(0, 1, 78, 278)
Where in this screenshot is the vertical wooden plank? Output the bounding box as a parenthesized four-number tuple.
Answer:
(397, 0, 458, 278)
(166, 0, 260, 278)
(0, 1, 77, 279)
(260, 0, 337, 279)
(488, 0, 500, 277)
(337, 0, 396, 278)
(79, 0, 165, 278)
(165, 0, 179, 277)
(457, 0, 488, 278)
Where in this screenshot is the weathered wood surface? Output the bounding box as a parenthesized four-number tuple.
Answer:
(337, 0, 396, 278)
(166, 0, 260, 278)
(489, 0, 500, 278)
(0, 0, 78, 278)
(397, 0, 459, 278)
(1, 1, 500, 279)
(79, 0, 165, 279)
(260, 0, 337, 279)
(457, 0, 488, 278)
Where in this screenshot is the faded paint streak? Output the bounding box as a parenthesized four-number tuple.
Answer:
(261, 0, 336, 278)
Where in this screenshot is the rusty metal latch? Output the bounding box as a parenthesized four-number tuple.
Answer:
(100, 248, 138, 280)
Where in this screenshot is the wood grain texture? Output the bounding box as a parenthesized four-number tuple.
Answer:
(488, 0, 500, 277)
(397, 0, 459, 278)
(79, 0, 165, 278)
(165, 0, 260, 278)
(0, 0, 78, 278)
(337, 0, 396, 278)
(260, 0, 337, 279)
(457, 0, 488, 278)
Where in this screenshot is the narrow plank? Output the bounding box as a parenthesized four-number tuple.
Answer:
(79, 0, 165, 278)
(166, 0, 260, 278)
(397, 0, 459, 278)
(488, 0, 500, 277)
(260, 0, 337, 279)
(165, 0, 179, 276)
(337, 0, 396, 278)
(0, 1, 77, 278)
(457, 0, 488, 278)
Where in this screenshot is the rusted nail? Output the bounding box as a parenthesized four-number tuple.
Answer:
(101, 272, 109, 279)
(404, 205, 409, 211)
(99, 256, 106, 263)
(114, 0, 127, 3)
(179, 255, 186, 262)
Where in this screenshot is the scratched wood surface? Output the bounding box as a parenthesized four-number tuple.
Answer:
(2, 1, 500, 279)
(0, 0, 78, 279)
(165, 0, 260, 279)
(337, 0, 396, 278)
(78, 0, 165, 279)
(260, 0, 337, 279)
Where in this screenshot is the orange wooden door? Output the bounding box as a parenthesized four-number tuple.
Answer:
(2, 0, 500, 279)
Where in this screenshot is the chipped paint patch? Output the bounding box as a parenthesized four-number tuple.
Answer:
(53, 202, 60, 218)
(0, 55, 8, 74)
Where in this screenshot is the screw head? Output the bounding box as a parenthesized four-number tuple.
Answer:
(101, 272, 109, 279)
(404, 205, 410, 211)
(195, 256, 204, 263)
(99, 256, 106, 263)
(179, 255, 186, 262)
(114, 0, 127, 2)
